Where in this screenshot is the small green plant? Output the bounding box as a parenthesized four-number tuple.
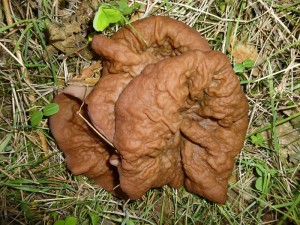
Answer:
(254, 163, 277, 192)
(93, 0, 141, 32)
(30, 103, 59, 126)
(93, 6, 123, 32)
(20, 201, 34, 219)
(125, 219, 135, 225)
(54, 216, 77, 225)
(0, 132, 13, 151)
(233, 59, 255, 73)
(89, 212, 100, 225)
(250, 133, 265, 146)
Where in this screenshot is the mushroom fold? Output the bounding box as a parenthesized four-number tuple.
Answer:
(50, 16, 249, 204)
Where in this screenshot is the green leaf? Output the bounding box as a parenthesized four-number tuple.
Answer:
(93, 7, 109, 31)
(233, 63, 245, 73)
(250, 135, 257, 142)
(255, 165, 264, 176)
(255, 177, 263, 191)
(10, 179, 35, 184)
(30, 110, 43, 126)
(256, 134, 264, 144)
(220, 3, 226, 12)
(88, 32, 96, 42)
(50, 211, 59, 218)
(20, 202, 29, 212)
(126, 219, 135, 225)
(133, 3, 141, 10)
(64, 216, 77, 225)
(43, 103, 59, 116)
(0, 133, 13, 152)
(54, 220, 65, 225)
(243, 59, 255, 68)
(89, 212, 100, 225)
(93, 6, 122, 32)
(2, 183, 49, 192)
(20, 202, 34, 218)
(250, 133, 264, 146)
(118, 0, 133, 15)
(103, 8, 122, 23)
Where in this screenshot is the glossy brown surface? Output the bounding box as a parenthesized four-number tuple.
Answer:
(49, 93, 122, 195)
(50, 16, 249, 204)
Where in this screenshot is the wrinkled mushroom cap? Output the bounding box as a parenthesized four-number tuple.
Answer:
(50, 16, 248, 204)
(49, 93, 120, 193)
(86, 16, 211, 143)
(113, 50, 248, 204)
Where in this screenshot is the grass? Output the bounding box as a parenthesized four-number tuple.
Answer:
(0, 0, 299, 224)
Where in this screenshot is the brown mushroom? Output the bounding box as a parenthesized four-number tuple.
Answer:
(85, 16, 211, 142)
(49, 92, 121, 194)
(50, 16, 248, 204)
(113, 50, 248, 204)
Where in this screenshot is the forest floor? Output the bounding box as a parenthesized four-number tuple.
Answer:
(0, 0, 299, 224)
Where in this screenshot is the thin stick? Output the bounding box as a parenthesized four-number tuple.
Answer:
(76, 112, 115, 148)
(2, 0, 13, 26)
(2, 0, 28, 77)
(0, 42, 25, 67)
(76, 86, 115, 148)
